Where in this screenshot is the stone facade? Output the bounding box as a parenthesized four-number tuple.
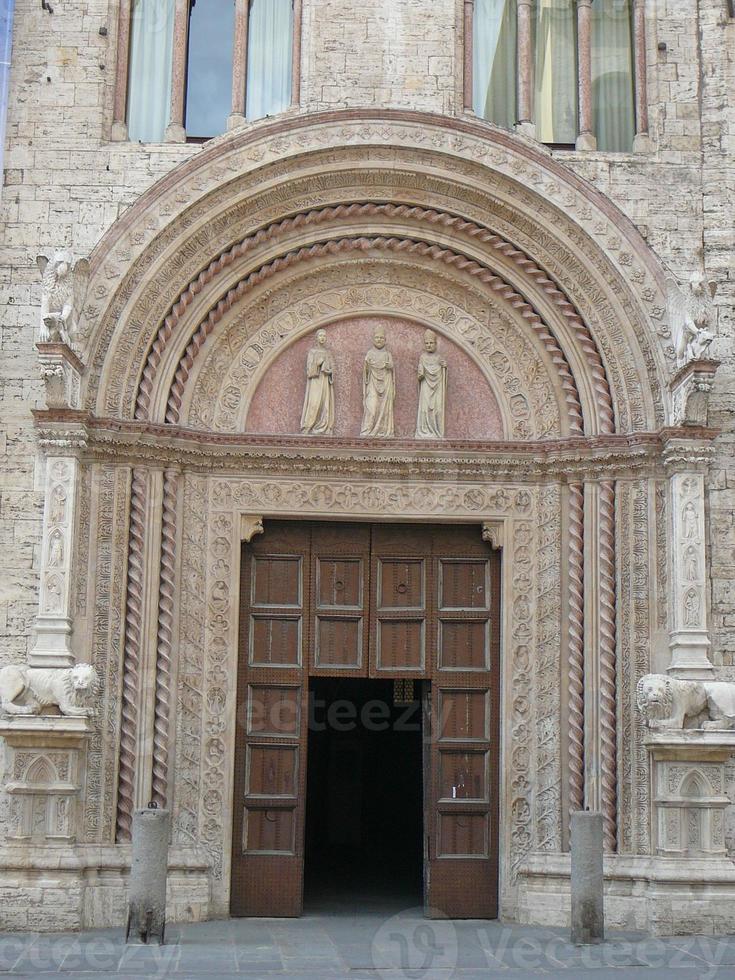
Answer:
(0, 0, 734, 937)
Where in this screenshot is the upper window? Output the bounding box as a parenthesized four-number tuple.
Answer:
(121, 0, 300, 143)
(471, 0, 640, 152)
(185, 0, 236, 139)
(472, 0, 517, 131)
(126, 0, 175, 143)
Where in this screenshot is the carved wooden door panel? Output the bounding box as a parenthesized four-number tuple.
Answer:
(309, 523, 371, 676)
(231, 522, 310, 916)
(424, 527, 500, 918)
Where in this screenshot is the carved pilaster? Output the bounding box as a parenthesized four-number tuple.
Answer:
(668, 472, 713, 678)
(29, 457, 79, 668)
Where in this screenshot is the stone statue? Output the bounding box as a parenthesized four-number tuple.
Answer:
(35, 250, 90, 347)
(361, 325, 395, 438)
(415, 329, 447, 439)
(636, 673, 735, 731)
(667, 273, 717, 369)
(300, 329, 335, 435)
(0, 662, 99, 718)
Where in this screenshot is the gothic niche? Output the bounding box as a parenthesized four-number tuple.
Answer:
(245, 316, 503, 440)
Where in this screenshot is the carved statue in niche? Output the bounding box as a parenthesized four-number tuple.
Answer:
(300, 329, 335, 435)
(35, 250, 90, 347)
(637, 674, 735, 731)
(49, 485, 67, 525)
(667, 273, 717, 369)
(415, 329, 447, 439)
(48, 531, 64, 568)
(361, 325, 395, 438)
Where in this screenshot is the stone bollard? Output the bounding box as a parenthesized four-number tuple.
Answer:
(570, 810, 604, 945)
(126, 805, 171, 945)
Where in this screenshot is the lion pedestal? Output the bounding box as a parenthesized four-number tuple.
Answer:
(645, 731, 735, 857)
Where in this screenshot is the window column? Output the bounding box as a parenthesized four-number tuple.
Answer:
(463, 0, 474, 110)
(112, 0, 131, 140)
(164, 0, 190, 142)
(576, 0, 596, 149)
(632, 0, 649, 148)
(228, 0, 250, 129)
(516, 0, 534, 136)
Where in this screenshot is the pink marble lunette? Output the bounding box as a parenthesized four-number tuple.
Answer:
(245, 316, 504, 440)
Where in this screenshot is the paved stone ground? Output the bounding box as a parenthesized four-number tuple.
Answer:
(1, 909, 735, 979)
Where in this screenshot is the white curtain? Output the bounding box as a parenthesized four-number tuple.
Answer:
(246, 0, 293, 120)
(534, 0, 577, 144)
(473, 0, 517, 129)
(127, 0, 175, 143)
(592, 0, 635, 151)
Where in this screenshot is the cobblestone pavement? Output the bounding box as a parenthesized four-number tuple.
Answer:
(1, 909, 734, 978)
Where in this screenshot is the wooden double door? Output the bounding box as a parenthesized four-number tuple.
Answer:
(231, 521, 500, 918)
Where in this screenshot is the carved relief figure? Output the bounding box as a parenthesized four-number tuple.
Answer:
(0, 663, 98, 717)
(415, 329, 447, 439)
(45, 574, 63, 613)
(667, 273, 717, 368)
(36, 250, 90, 346)
(637, 674, 735, 731)
(48, 530, 64, 569)
(300, 329, 335, 435)
(684, 546, 699, 582)
(683, 588, 701, 627)
(49, 485, 67, 525)
(360, 326, 395, 438)
(682, 501, 699, 539)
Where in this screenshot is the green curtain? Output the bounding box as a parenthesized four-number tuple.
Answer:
(592, 0, 635, 151)
(473, 0, 517, 129)
(534, 0, 578, 144)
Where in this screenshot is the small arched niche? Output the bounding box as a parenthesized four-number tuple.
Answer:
(245, 315, 505, 440)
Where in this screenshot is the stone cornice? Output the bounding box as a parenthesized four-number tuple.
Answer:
(31, 411, 719, 480)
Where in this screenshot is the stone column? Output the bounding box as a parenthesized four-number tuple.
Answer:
(575, 0, 597, 151)
(463, 0, 474, 111)
(111, 0, 132, 141)
(164, 0, 190, 143)
(632, 0, 650, 151)
(228, 0, 250, 130)
(29, 457, 79, 668)
(291, 0, 303, 107)
(668, 472, 713, 677)
(516, 0, 535, 137)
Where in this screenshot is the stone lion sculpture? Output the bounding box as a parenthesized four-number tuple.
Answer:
(637, 673, 735, 731)
(36, 250, 90, 347)
(0, 663, 98, 718)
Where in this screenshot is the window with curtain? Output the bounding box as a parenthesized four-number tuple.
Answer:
(533, 0, 578, 145)
(592, 0, 635, 151)
(126, 0, 175, 143)
(185, 0, 236, 139)
(246, 0, 293, 120)
(473, 0, 517, 130)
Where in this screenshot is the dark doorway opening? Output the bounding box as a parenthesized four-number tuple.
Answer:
(304, 677, 424, 912)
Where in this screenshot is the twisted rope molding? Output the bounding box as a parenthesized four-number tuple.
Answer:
(130, 203, 614, 432)
(115, 467, 146, 842)
(567, 483, 585, 815)
(598, 479, 618, 851)
(162, 235, 587, 434)
(151, 468, 179, 809)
